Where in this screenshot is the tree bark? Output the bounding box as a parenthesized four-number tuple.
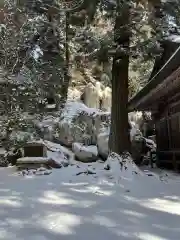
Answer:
(61, 11, 70, 105)
(109, 0, 131, 154)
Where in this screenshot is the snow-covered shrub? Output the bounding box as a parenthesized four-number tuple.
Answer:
(35, 115, 60, 141)
(1, 113, 39, 151)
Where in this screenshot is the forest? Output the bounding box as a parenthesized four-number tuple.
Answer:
(0, 1, 180, 239)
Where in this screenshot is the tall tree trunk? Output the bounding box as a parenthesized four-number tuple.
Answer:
(109, 0, 131, 154)
(61, 11, 70, 105)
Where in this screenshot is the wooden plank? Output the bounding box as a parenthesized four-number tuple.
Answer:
(167, 109, 172, 151)
(158, 150, 180, 154)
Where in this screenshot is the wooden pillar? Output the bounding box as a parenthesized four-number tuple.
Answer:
(167, 108, 172, 151)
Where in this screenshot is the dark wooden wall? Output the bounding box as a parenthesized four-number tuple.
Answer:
(155, 97, 180, 169)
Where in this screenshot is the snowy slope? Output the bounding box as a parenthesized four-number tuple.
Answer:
(0, 152, 180, 240)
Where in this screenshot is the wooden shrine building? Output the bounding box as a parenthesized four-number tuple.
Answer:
(128, 36, 180, 169)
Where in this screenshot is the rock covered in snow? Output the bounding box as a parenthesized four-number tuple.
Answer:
(35, 101, 153, 164)
(97, 127, 109, 160)
(105, 152, 142, 182)
(72, 142, 98, 162)
(55, 101, 98, 146)
(36, 101, 111, 148)
(44, 140, 74, 163)
(44, 140, 74, 167)
(47, 159, 62, 168)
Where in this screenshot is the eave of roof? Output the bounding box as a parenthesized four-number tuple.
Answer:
(128, 39, 180, 112)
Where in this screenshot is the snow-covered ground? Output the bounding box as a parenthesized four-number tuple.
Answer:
(1, 151, 180, 240)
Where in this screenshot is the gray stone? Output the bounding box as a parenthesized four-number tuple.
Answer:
(72, 143, 98, 162)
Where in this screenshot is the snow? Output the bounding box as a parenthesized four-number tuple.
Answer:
(1, 149, 180, 240)
(46, 104, 56, 109)
(17, 157, 50, 164)
(60, 101, 98, 125)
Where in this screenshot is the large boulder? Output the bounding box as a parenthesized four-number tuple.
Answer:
(44, 140, 74, 165)
(72, 142, 98, 162)
(54, 101, 98, 147)
(36, 101, 111, 148)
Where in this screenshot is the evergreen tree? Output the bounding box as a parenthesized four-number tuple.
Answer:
(109, 0, 131, 154)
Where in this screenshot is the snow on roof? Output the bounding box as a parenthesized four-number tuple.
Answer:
(167, 34, 180, 43)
